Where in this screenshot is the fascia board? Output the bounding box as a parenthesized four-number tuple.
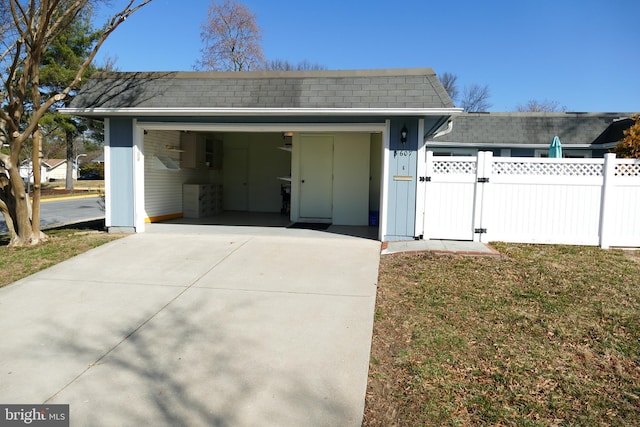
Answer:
(425, 141, 595, 149)
(58, 107, 464, 117)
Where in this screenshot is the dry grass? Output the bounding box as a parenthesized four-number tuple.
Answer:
(0, 226, 123, 287)
(364, 243, 640, 426)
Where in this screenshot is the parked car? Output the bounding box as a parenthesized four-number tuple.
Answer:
(79, 171, 101, 180)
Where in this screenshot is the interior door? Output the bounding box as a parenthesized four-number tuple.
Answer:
(223, 147, 248, 211)
(299, 136, 333, 220)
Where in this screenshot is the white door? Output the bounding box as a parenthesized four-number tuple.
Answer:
(224, 147, 249, 211)
(299, 135, 333, 220)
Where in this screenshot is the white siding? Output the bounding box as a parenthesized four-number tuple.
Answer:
(143, 130, 210, 221)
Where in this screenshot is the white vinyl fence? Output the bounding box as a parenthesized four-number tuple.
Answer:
(418, 152, 640, 248)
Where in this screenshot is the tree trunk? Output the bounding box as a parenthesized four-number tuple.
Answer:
(31, 127, 43, 238)
(6, 165, 35, 245)
(0, 147, 46, 247)
(65, 130, 74, 190)
(0, 176, 18, 242)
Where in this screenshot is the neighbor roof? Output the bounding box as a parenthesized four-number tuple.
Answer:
(43, 159, 66, 168)
(434, 112, 635, 146)
(64, 68, 458, 117)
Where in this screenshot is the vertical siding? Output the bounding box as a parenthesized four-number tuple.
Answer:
(385, 119, 418, 240)
(109, 118, 135, 227)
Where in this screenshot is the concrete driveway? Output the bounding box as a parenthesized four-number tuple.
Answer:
(0, 225, 381, 426)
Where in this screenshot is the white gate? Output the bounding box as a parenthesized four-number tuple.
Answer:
(421, 152, 483, 240)
(420, 151, 640, 248)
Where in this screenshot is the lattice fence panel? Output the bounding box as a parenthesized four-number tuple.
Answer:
(615, 163, 640, 177)
(432, 160, 477, 175)
(492, 161, 603, 176)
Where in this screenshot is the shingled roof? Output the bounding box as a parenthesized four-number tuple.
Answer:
(436, 113, 634, 145)
(67, 68, 455, 114)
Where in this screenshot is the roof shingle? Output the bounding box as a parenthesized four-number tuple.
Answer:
(70, 68, 455, 110)
(437, 113, 634, 145)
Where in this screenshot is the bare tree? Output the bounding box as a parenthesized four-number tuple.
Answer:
(196, 0, 265, 71)
(515, 99, 567, 112)
(460, 84, 492, 112)
(0, 0, 153, 247)
(265, 59, 327, 71)
(439, 72, 459, 103)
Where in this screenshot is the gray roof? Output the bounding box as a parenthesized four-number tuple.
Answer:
(69, 68, 455, 111)
(437, 112, 635, 145)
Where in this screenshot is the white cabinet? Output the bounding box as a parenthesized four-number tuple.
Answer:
(183, 184, 223, 218)
(180, 133, 222, 169)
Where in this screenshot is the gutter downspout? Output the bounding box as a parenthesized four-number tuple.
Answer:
(428, 119, 453, 140)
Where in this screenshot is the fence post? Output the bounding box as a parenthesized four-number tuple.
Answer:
(599, 153, 616, 249)
(415, 125, 427, 239)
(422, 150, 434, 239)
(473, 151, 492, 243)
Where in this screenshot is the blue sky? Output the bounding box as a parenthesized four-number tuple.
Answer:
(95, 0, 639, 112)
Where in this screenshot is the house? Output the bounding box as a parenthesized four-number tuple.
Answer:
(44, 159, 79, 181)
(62, 68, 462, 241)
(430, 112, 635, 158)
(19, 158, 78, 183)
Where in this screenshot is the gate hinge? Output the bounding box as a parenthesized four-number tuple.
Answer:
(477, 177, 490, 183)
(419, 176, 431, 182)
(474, 228, 487, 234)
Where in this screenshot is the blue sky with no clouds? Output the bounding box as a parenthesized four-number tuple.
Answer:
(94, 0, 640, 112)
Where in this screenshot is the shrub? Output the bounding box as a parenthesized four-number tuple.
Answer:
(614, 114, 640, 158)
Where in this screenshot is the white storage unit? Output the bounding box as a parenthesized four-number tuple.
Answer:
(183, 184, 223, 218)
(181, 133, 222, 169)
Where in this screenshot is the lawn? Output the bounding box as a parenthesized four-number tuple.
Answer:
(364, 243, 640, 426)
(2, 230, 639, 425)
(0, 224, 122, 288)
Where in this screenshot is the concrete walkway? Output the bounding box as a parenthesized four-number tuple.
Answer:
(382, 239, 499, 255)
(0, 228, 381, 426)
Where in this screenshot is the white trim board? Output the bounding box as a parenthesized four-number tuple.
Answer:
(61, 107, 463, 117)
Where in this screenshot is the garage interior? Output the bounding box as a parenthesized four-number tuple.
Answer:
(143, 129, 383, 239)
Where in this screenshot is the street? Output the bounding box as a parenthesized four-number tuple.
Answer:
(0, 196, 104, 235)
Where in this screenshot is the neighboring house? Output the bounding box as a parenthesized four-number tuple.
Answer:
(62, 68, 461, 241)
(430, 112, 635, 158)
(19, 159, 78, 183)
(19, 160, 48, 184)
(45, 159, 78, 181)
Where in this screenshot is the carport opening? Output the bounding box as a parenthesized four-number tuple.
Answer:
(143, 129, 382, 240)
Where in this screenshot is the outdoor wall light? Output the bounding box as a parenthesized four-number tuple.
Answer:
(400, 125, 408, 144)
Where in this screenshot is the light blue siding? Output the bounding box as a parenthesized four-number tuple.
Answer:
(385, 119, 418, 241)
(108, 118, 135, 230)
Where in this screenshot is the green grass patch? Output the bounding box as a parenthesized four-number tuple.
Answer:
(364, 243, 640, 426)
